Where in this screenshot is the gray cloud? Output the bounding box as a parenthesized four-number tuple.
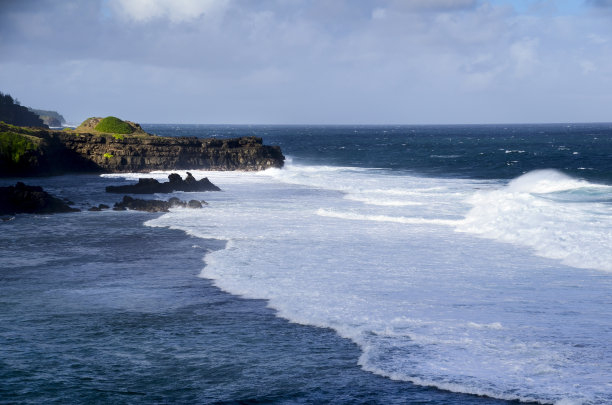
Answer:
(587, 0, 612, 7)
(1, 0, 612, 124)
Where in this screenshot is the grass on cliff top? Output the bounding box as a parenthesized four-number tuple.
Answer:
(94, 116, 134, 134)
(0, 121, 40, 136)
(0, 131, 41, 163)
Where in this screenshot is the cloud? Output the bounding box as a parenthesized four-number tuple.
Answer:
(509, 37, 540, 77)
(2, 0, 612, 124)
(587, 0, 612, 7)
(108, 0, 230, 22)
(388, 0, 478, 12)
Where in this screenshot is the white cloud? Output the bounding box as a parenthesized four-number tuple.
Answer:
(509, 37, 539, 77)
(389, 0, 478, 11)
(580, 60, 596, 74)
(108, 0, 230, 23)
(372, 8, 387, 20)
(4, 0, 612, 123)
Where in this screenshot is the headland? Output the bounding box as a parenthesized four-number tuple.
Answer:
(0, 116, 285, 177)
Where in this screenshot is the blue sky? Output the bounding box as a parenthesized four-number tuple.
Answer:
(1, 0, 611, 124)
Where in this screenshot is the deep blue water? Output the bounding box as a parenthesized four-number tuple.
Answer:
(145, 123, 612, 183)
(2, 123, 611, 404)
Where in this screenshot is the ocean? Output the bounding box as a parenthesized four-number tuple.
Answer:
(1, 124, 611, 404)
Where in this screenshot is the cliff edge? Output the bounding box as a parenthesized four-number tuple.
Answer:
(0, 118, 284, 177)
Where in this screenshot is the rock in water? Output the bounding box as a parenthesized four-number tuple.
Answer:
(0, 182, 80, 215)
(106, 172, 221, 194)
(112, 195, 204, 212)
(187, 200, 203, 208)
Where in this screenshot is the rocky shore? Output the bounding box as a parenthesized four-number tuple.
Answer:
(106, 172, 221, 194)
(0, 120, 285, 177)
(0, 173, 221, 216)
(0, 182, 79, 215)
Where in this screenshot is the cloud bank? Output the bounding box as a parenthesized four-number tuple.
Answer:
(0, 0, 611, 124)
(108, 0, 230, 22)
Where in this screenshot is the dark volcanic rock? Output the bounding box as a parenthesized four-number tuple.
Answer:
(0, 182, 80, 215)
(114, 196, 171, 212)
(88, 203, 110, 211)
(113, 195, 204, 213)
(106, 172, 221, 194)
(0, 122, 285, 177)
(187, 199, 203, 208)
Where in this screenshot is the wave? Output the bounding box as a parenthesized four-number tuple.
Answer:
(143, 164, 612, 404)
(457, 169, 612, 272)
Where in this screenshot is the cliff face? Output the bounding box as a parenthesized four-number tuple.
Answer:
(0, 122, 285, 176)
(28, 109, 66, 127)
(56, 132, 284, 172)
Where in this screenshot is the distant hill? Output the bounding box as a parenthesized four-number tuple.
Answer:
(0, 92, 47, 128)
(28, 108, 65, 127)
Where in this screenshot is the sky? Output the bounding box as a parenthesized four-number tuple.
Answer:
(1, 0, 612, 125)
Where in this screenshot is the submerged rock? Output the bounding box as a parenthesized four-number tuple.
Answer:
(0, 182, 80, 215)
(105, 172, 221, 194)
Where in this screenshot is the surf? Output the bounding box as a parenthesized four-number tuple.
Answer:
(142, 162, 612, 404)
(457, 169, 612, 272)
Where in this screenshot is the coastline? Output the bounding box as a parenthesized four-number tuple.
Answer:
(0, 121, 285, 177)
(0, 172, 518, 405)
(4, 122, 612, 403)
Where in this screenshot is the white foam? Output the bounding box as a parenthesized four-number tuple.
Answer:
(144, 164, 612, 404)
(316, 209, 461, 226)
(506, 169, 600, 194)
(457, 169, 612, 272)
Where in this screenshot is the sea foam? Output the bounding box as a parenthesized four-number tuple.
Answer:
(144, 163, 612, 404)
(457, 169, 612, 272)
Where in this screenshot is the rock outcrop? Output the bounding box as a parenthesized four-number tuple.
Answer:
(0, 121, 285, 177)
(106, 172, 221, 194)
(0, 182, 79, 215)
(113, 195, 205, 212)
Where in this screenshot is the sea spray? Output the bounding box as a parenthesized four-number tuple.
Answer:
(457, 169, 612, 272)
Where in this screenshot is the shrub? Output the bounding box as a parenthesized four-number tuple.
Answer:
(103, 152, 113, 159)
(0, 131, 39, 163)
(94, 116, 134, 134)
(112, 133, 124, 140)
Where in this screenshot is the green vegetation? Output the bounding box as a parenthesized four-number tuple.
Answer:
(103, 152, 114, 159)
(0, 131, 40, 163)
(112, 133, 124, 140)
(94, 116, 134, 135)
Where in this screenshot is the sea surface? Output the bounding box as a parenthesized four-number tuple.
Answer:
(1, 124, 612, 404)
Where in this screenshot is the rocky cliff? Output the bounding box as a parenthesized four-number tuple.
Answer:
(28, 108, 66, 127)
(0, 121, 285, 176)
